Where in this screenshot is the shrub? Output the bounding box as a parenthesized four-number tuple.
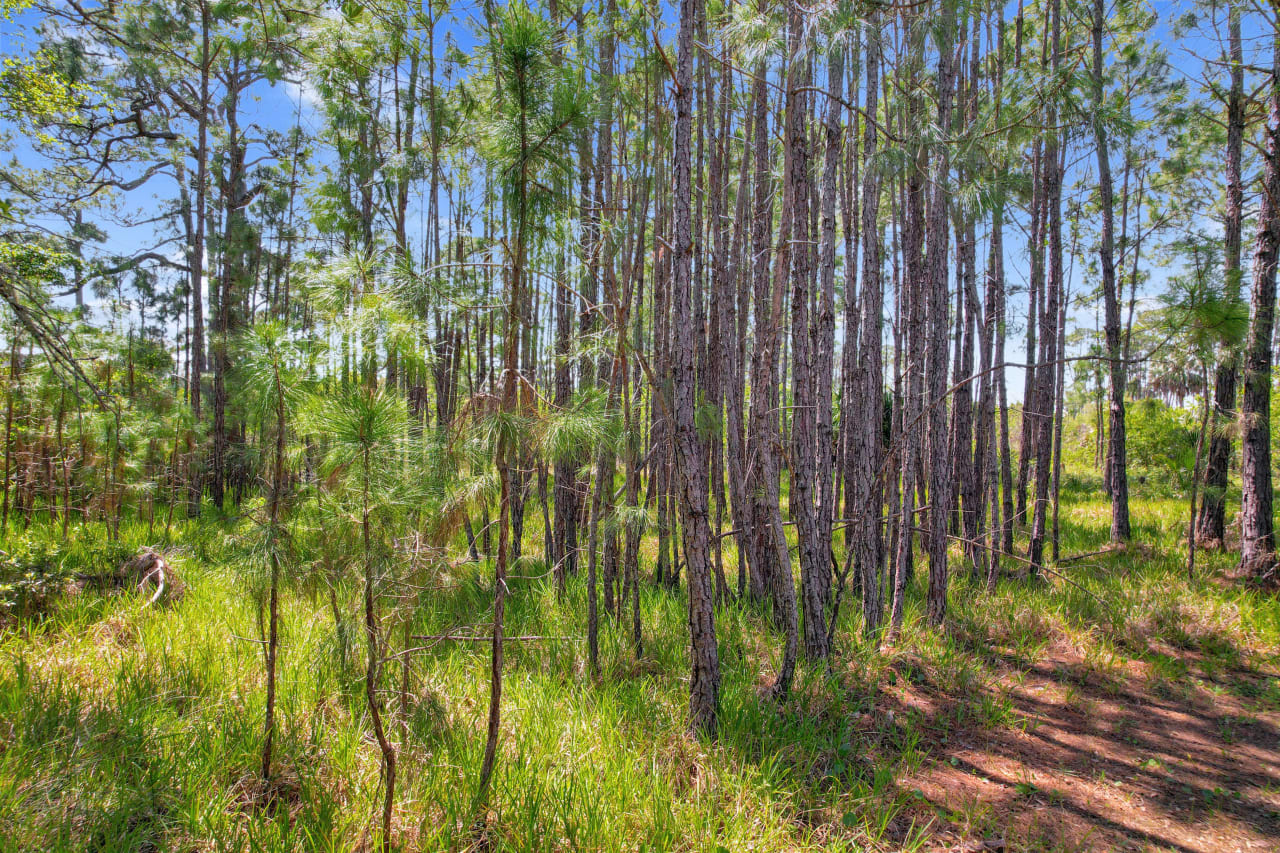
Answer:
(0, 537, 72, 621)
(1123, 398, 1197, 494)
(0, 533, 134, 622)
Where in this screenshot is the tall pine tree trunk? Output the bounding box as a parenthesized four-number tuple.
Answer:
(674, 0, 720, 734)
(1030, 2, 1063, 573)
(924, 6, 955, 626)
(1091, 0, 1131, 542)
(1197, 8, 1244, 548)
(789, 14, 828, 659)
(1239, 38, 1280, 577)
(850, 21, 885, 636)
(746, 60, 782, 606)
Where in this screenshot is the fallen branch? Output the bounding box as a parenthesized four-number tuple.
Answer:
(138, 561, 165, 609)
(1057, 548, 1110, 564)
(926, 526, 1121, 619)
(411, 634, 575, 643)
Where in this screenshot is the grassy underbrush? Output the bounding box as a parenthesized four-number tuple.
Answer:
(1, 488, 1276, 852)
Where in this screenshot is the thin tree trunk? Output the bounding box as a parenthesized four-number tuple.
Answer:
(1016, 143, 1043, 529)
(925, 7, 955, 626)
(2, 330, 18, 532)
(789, 14, 828, 659)
(1197, 8, 1245, 548)
(1030, 4, 1063, 574)
(674, 0, 720, 734)
(1091, 0, 1131, 542)
(362, 447, 395, 853)
(851, 20, 885, 636)
(1239, 37, 1280, 576)
(1051, 271, 1069, 563)
(1189, 361, 1210, 578)
(721, 84, 753, 600)
(260, 352, 288, 780)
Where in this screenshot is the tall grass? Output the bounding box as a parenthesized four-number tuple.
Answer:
(0, 486, 1276, 851)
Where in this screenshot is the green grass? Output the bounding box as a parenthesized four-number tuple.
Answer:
(0, 483, 1277, 852)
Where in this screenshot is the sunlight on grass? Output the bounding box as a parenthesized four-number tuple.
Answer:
(0, 487, 1276, 851)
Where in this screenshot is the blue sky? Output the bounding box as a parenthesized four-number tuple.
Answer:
(0, 0, 1273, 406)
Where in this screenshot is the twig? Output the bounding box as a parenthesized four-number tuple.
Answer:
(1057, 548, 1110, 564)
(410, 634, 576, 642)
(925, 526, 1121, 619)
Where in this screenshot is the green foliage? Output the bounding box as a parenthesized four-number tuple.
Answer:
(603, 502, 651, 537)
(540, 387, 609, 465)
(0, 1, 1276, 849)
(0, 531, 132, 620)
(2, 486, 1276, 851)
(0, 243, 72, 283)
(0, 537, 71, 620)
(1157, 235, 1248, 361)
(483, 1, 589, 244)
(695, 393, 723, 446)
(1126, 398, 1196, 491)
(302, 386, 408, 480)
(232, 322, 308, 425)
(0, 51, 91, 143)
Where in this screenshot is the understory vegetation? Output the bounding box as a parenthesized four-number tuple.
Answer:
(2, 484, 1277, 852)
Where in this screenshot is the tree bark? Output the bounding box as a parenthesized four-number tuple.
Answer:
(790, 17, 830, 659)
(1239, 38, 1280, 577)
(1197, 7, 1245, 548)
(925, 7, 956, 627)
(1091, 0, 1131, 542)
(722, 90, 754, 599)
(850, 21, 885, 636)
(1030, 1, 1063, 574)
(674, 0, 720, 734)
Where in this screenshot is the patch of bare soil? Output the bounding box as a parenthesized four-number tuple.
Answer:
(902, 645, 1280, 852)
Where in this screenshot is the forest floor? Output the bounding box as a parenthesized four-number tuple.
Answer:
(1, 480, 1279, 852)
(899, 629, 1280, 852)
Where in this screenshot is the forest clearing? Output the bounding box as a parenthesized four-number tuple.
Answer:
(2, 0, 1280, 850)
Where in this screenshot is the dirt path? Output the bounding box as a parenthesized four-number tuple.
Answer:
(900, 644, 1280, 852)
